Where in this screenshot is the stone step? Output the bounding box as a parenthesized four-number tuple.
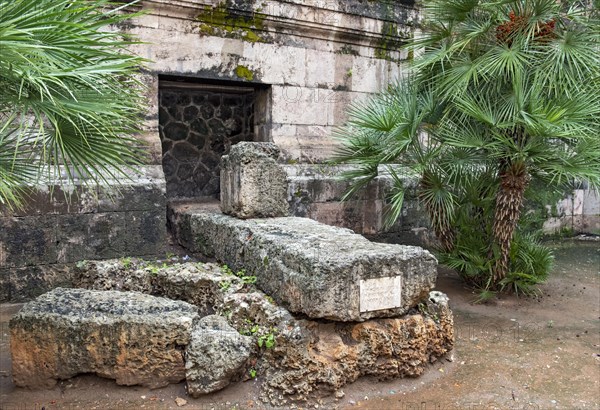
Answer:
(75, 259, 245, 316)
(10, 287, 199, 389)
(169, 205, 438, 322)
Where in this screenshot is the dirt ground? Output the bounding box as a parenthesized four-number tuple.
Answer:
(1, 240, 598, 410)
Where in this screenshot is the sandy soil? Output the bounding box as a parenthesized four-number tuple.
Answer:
(1, 240, 598, 410)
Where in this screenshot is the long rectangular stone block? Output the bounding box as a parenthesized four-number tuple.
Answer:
(176, 207, 437, 321)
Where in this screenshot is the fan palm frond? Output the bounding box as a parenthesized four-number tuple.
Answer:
(0, 0, 148, 208)
(335, 0, 599, 291)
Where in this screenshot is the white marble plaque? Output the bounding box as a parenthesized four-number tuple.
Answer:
(359, 276, 402, 313)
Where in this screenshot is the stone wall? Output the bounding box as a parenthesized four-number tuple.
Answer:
(122, 0, 422, 232)
(285, 164, 434, 245)
(1, 0, 419, 303)
(124, 0, 418, 165)
(543, 188, 600, 235)
(0, 167, 167, 302)
(285, 165, 600, 240)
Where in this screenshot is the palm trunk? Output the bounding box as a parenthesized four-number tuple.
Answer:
(492, 161, 530, 283)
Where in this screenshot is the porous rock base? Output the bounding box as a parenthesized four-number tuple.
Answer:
(11, 260, 454, 404)
(222, 290, 454, 404)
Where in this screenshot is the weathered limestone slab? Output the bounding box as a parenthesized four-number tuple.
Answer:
(10, 288, 198, 389)
(75, 259, 244, 315)
(220, 142, 289, 219)
(185, 315, 253, 397)
(175, 207, 437, 321)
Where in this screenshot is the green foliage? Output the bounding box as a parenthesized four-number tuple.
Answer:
(248, 368, 257, 379)
(239, 319, 259, 336)
(197, 4, 267, 43)
(440, 221, 553, 294)
(239, 319, 277, 349)
(146, 264, 160, 276)
(219, 280, 232, 292)
(235, 65, 254, 81)
(257, 329, 276, 349)
(473, 289, 497, 304)
(120, 257, 132, 269)
(221, 264, 236, 276)
(221, 264, 257, 285)
(241, 275, 257, 285)
(334, 0, 599, 293)
(0, 0, 147, 210)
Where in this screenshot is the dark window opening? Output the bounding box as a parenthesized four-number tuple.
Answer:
(158, 75, 270, 200)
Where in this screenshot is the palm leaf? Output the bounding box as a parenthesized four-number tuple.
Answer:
(0, 0, 148, 209)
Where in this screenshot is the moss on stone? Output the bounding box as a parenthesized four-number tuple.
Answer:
(373, 2, 411, 62)
(375, 20, 399, 61)
(235, 65, 254, 81)
(335, 44, 359, 56)
(197, 3, 267, 43)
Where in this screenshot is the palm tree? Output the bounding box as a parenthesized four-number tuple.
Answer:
(335, 0, 600, 291)
(0, 0, 146, 210)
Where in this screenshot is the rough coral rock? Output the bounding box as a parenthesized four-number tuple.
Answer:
(10, 288, 198, 389)
(220, 142, 289, 218)
(75, 259, 154, 293)
(185, 315, 254, 397)
(221, 290, 454, 404)
(152, 264, 243, 314)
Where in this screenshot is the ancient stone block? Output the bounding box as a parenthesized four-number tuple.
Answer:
(0, 215, 58, 268)
(185, 315, 253, 397)
(177, 207, 437, 321)
(10, 288, 198, 389)
(283, 164, 432, 238)
(0, 185, 98, 217)
(220, 142, 289, 218)
(74, 259, 155, 293)
(75, 259, 244, 315)
(152, 263, 244, 315)
(96, 171, 167, 213)
(55, 211, 165, 263)
(0, 265, 75, 303)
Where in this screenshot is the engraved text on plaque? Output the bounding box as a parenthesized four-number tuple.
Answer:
(359, 276, 402, 312)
